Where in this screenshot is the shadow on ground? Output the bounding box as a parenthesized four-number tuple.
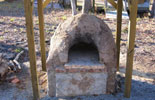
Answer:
(40, 78, 155, 100)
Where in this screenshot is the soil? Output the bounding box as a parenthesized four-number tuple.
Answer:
(0, 0, 155, 100)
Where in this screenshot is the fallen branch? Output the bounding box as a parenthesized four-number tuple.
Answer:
(14, 50, 24, 61)
(9, 50, 24, 72)
(0, 50, 24, 81)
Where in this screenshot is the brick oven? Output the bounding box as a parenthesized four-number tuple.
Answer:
(46, 14, 116, 97)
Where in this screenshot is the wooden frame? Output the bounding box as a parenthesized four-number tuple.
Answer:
(37, 0, 47, 71)
(116, 0, 123, 71)
(124, 0, 138, 98)
(24, 0, 138, 99)
(24, 0, 40, 99)
(107, 0, 117, 9)
(43, 0, 51, 9)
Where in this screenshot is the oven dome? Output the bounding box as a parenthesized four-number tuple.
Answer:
(46, 13, 117, 96)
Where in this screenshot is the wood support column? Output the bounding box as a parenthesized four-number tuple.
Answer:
(124, 0, 138, 98)
(38, 0, 47, 71)
(116, 0, 123, 71)
(24, 0, 40, 99)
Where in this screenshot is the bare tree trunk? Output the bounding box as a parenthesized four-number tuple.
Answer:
(82, 0, 92, 14)
(70, 0, 77, 16)
(151, 0, 155, 17)
(105, 0, 107, 8)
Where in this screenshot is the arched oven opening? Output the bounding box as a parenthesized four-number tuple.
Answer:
(67, 42, 100, 66)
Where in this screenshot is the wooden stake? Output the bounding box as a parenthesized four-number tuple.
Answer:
(37, 0, 47, 71)
(24, 0, 40, 99)
(124, 0, 138, 98)
(116, 0, 122, 71)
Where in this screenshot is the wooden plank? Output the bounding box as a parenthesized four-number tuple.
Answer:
(124, 0, 138, 98)
(24, 0, 40, 99)
(71, 0, 77, 15)
(37, 0, 47, 71)
(43, 0, 51, 9)
(107, 0, 117, 9)
(116, 0, 123, 71)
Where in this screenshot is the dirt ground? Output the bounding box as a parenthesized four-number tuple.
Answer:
(0, 0, 155, 100)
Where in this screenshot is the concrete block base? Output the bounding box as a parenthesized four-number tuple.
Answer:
(55, 72, 107, 97)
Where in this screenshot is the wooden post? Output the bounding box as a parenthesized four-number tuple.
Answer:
(37, 0, 47, 71)
(24, 0, 40, 100)
(124, 0, 138, 98)
(43, 0, 51, 9)
(116, 0, 122, 71)
(71, 0, 77, 16)
(82, 0, 92, 14)
(107, 0, 117, 9)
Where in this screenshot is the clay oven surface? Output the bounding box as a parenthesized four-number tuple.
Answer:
(46, 14, 116, 97)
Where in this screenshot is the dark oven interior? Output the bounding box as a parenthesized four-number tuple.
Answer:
(67, 42, 100, 66)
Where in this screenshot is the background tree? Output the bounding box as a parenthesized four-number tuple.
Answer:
(150, 0, 155, 17)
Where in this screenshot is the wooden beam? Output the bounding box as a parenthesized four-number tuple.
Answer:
(107, 0, 117, 9)
(71, 0, 77, 16)
(43, 0, 51, 9)
(124, 0, 138, 98)
(116, 0, 123, 71)
(24, 0, 40, 99)
(37, 0, 47, 71)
